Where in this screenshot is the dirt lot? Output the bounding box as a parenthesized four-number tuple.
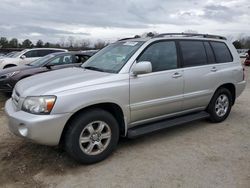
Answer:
(0, 68, 249, 188)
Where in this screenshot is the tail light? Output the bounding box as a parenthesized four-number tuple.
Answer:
(243, 66, 246, 81)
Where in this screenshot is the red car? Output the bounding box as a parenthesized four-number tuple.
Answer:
(244, 58, 250, 66)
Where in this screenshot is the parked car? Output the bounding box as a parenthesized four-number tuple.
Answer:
(243, 50, 250, 66)
(0, 51, 94, 92)
(0, 51, 19, 58)
(245, 60, 250, 66)
(0, 48, 68, 69)
(5, 33, 246, 164)
(0, 53, 6, 58)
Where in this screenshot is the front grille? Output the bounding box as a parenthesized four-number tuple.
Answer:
(0, 84, 12, 90)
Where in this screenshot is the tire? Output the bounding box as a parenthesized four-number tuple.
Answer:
(64, 109, 119, 164)
(207, 88, 233, 123)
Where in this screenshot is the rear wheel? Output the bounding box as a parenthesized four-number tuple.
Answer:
(64, 109, 119, 164)
(207, 88, 233, 123)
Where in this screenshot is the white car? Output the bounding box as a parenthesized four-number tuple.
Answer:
(0, 48, 67, 69)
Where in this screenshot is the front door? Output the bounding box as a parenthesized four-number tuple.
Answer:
(129, 41, 184, 125)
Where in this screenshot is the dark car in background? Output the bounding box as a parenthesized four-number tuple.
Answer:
(0, 51, 96, 92)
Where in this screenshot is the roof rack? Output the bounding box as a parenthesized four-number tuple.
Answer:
(118, 36, 140, 41)
(153, 33, 227, 40)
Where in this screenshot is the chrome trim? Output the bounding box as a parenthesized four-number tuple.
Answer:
(130, 94, 183, 111)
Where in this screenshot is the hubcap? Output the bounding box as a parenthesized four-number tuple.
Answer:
(215, 94, 229, 117)
(79, 121, 111, 155)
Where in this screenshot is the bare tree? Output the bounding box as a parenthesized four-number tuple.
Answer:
(141, 31, 158, 38)
(80, 39, 90, 49)
(94, 40, 108, 49)
(60, 37, 66, 48)
(68, 36, 75, 48)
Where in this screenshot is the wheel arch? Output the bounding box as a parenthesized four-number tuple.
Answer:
(59, 102, 126, 146)
(3, 64, 17, 69)
(214, 83, 236, 105)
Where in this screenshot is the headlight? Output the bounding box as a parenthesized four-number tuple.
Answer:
(22, 96, 56, 114)
(3, 71, 20, 78)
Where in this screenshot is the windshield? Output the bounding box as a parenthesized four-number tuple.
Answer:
(82, 41, 144, 73)
(12, 50, 26, 58)
(4, 51, 17, 57)
(29, 54, 55, 66)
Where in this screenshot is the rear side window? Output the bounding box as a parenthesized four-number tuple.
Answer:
(210, 42, 233, 63)
(137, 41, 177, 72)
(37, 50, 52, 57)
(204, 42, 216, 64)
(179, 41, 207, 67)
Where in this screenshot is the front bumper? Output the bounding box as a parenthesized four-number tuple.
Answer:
(5, 99, 72, 146)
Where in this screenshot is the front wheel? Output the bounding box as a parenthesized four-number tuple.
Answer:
(64, 109, 119, 164)
(207, 88, 233, 123)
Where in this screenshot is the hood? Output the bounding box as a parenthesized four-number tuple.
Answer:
(0, 57, 18, 63)
(15, 67, 113, 96)
(0, 65, 33, 76)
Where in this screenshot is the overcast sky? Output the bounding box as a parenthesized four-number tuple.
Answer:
(0, 0, 249, 43)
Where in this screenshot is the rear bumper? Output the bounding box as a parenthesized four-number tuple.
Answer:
(5, 99, 72, 146)
(235, 80, 247, 98)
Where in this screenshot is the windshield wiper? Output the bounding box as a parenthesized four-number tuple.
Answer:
(84, 66, 105, 72)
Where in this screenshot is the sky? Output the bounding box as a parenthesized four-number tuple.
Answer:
(0, 0, 249, 43)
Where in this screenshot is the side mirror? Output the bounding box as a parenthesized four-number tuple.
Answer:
(132, 61, 152, 75)
(20, 55, 26, 59)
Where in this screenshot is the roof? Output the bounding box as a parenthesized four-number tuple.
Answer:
(22, 48, 68, 52)
(118, 33, 227, 43)
(50, 51, 96, 56)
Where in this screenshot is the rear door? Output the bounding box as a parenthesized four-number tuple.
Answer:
(179, 40, 221, 111)
(129, 40, 184, 124)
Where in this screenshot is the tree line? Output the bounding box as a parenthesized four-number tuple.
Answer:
(1, 33, 250, 51)
(232, 36, 250, 49)
(0, 36, 109, 50)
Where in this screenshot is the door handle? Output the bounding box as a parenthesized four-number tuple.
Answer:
(211, 67, 217, 72)
(172, 72, 182, 78)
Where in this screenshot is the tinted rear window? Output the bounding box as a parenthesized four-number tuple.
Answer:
(210, 42, 233, 63)
(179, 41, 207, 67)
(204, 42, 216, 64)
(37, 50, 52, 57)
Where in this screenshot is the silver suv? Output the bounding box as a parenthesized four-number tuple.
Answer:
(5, 33, 246, 164)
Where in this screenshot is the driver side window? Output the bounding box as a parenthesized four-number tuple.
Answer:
(23, 50, 39, 58)
(137, 41, 177, 72)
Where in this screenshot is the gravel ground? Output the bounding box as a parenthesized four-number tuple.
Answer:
(0, 67, 249, 188)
